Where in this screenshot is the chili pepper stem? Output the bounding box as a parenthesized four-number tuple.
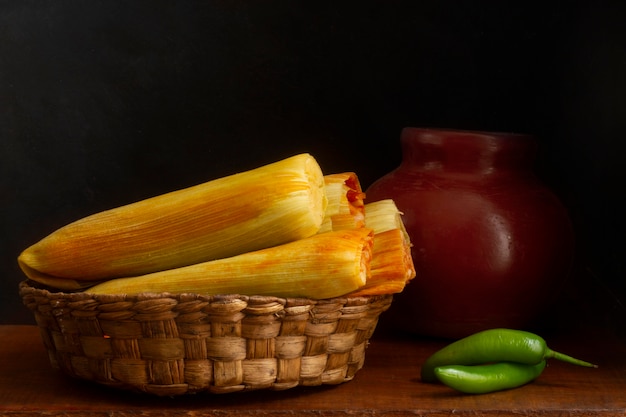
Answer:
(545, 348, 598, 368)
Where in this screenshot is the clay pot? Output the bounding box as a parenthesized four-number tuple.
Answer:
(367, 128, 574, 338)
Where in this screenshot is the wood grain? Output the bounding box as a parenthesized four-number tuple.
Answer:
(1, 325, 625, 416)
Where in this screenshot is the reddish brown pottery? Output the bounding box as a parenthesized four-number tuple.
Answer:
(367, 128, 575, 338)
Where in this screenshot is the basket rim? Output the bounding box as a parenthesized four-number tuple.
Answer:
(18, 279, 391, 306)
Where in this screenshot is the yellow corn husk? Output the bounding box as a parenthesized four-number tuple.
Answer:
(86, 228, 374, 299)
(363, 199, 409, 238)
(18, 153, 327, 285)
(318, 172, 366, 233)
(349, 199, 416, 297)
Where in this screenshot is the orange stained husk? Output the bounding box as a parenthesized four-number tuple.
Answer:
(349, 199, 416, 296)
(86, 228, 374, 299)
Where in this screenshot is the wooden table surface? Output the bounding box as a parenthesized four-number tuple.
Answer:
(1, 324, 625, 416)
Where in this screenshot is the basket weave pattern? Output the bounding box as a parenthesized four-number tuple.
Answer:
(19, 281, 392, 395)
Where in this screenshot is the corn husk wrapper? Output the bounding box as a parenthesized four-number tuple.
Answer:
(318, 172, 365, 234)
(86, 228, 374, 300)
(18, 153, 327, 287)
(349, 199, 416, 296)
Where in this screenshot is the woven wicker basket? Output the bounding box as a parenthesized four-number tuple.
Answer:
(19, 280, 392, 395)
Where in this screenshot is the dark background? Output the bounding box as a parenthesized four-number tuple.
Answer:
(2, 1, 625, 325)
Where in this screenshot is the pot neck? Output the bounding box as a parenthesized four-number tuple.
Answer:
(400, 128, 537, 175)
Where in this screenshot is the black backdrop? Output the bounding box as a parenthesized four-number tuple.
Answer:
(2, 1, 625, 325)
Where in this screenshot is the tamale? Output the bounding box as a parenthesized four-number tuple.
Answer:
(350, 228, 415, 296)
(318, 172, 365, 233)
(18, 153, 327, 284)
(349, 199, 416, 296)
(86, 228, 374, 299)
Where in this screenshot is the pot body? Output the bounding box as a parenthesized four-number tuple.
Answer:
(367, 128, 574, 338)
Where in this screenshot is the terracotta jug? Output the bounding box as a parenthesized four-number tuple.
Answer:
(366, 128, 575, 338)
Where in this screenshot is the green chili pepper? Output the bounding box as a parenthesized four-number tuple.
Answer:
(421, 328, 596, 382)
(434, 361, 547, 394)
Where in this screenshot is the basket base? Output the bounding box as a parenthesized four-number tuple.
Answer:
(19, 280, 393, 395)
